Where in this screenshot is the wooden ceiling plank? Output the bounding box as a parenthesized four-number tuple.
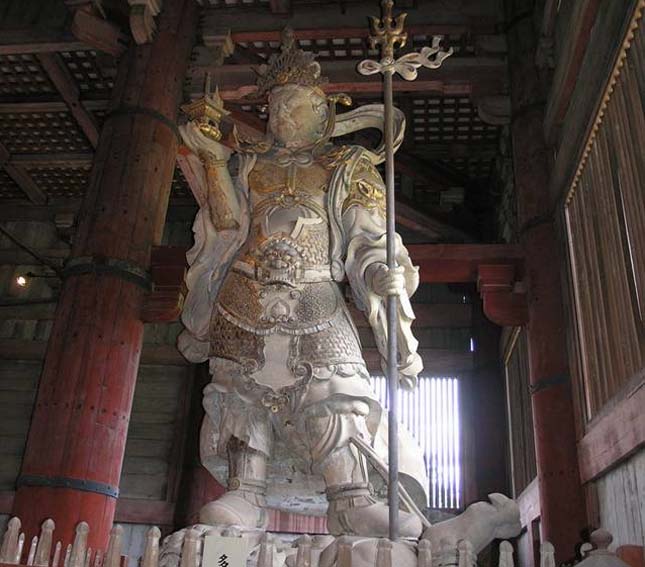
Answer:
(37, 52, 100, 148)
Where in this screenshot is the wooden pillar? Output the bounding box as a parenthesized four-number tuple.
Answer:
(505, 0, 587, 561)
(12, 0, 197, 550)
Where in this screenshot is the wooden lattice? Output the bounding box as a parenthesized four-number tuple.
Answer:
(410, 96, 499, 145)
(236, 32, 471, 63)
(0, 54, 56, 97)
(26, 165, 91, 199)
(59, 50, 115, 98)
(0, 111, 93, 154)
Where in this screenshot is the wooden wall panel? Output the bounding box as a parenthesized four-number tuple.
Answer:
(119, 365, 190, 501)
(595, 448, 645, 547)
(564, 15, 645, 422)
(0, 361, 40, 490)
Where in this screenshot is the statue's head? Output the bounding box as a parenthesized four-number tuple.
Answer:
(256, 28, 331, 149)
(268, 84, 329, 148)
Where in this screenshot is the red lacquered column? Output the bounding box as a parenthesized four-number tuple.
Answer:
(12, 0, 197, 550)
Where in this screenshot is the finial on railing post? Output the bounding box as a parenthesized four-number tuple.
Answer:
(16, 533, 26, 565)
(52, 541, 62, 567)
(26, 536, 38, 566)
(0, 517, 22, 564)
(63, 543, 72, 567)
(141, 527, 161, 567)
(70, 522, 89, 567)
(35, 519, 55, 567)
(104, 525, 124, 567)
(498, 541, 515, 567)
(540, 541, 556, 567)
(180, 528, 200, 567)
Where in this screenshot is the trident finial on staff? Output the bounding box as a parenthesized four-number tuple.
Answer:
(367, 0, 408, 62)
(357, 0, 453, 542)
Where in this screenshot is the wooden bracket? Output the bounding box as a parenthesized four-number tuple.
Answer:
(477, 263, 528, 326)
(67, 3, 127, 57)
(128, 0, 163, 45)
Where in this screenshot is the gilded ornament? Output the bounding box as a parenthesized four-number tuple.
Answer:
(255, 28, 327, 96)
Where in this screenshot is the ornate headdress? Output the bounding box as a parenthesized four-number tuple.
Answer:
(255, 28, 327, 96)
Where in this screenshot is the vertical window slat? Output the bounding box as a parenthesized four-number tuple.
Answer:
(372, 375, 461, 509)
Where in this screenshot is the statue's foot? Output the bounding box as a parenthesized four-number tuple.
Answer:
(326, 487, 422, 538)
(199, 490, 268, 530)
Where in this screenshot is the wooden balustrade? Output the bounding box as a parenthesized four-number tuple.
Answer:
(0, 516, 636, 567)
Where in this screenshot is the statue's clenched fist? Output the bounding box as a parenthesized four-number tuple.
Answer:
(368, 263, 407, 297)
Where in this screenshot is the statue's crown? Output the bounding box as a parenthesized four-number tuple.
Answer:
(256, 28, 327, 96)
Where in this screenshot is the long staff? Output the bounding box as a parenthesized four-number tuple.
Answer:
(357, 0, 452, 541)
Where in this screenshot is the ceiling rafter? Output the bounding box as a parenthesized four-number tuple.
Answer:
(0, 141, 47, 204)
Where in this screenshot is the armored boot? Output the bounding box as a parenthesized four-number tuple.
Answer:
(307, 412, 422, 539)
(199, 438, 269, 529)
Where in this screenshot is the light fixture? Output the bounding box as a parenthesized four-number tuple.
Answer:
(16, 275, 27, 287)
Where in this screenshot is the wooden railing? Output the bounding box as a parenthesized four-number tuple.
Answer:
(0, 516, 636, 567)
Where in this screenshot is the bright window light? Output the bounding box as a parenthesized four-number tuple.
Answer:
(372, 376, 461, 509)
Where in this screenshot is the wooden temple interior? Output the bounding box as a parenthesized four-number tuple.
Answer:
(0, 0, 643, 566)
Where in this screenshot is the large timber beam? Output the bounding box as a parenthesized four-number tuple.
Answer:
(395, 201, 473, 243)
(0, 29, 87, 55)
(396, 150, 468, 190)
(408, 243, 527, 325)
(408, 243, 523, 282)
(67, 5, 128, 57)
(189, 56, 507, 100)
(202, 2, 499, 36)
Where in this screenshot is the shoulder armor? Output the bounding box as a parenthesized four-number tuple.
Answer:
(342, 155, 386, 217)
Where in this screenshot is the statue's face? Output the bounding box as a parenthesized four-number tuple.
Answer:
(268, 85, 329, 148)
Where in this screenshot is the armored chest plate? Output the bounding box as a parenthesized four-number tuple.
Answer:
(238, 159, 334, 280)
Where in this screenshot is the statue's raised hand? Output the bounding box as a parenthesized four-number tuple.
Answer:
(181, 120, 232, 164)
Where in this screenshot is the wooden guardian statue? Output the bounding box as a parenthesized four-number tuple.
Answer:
(178, 28, 426, 538)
